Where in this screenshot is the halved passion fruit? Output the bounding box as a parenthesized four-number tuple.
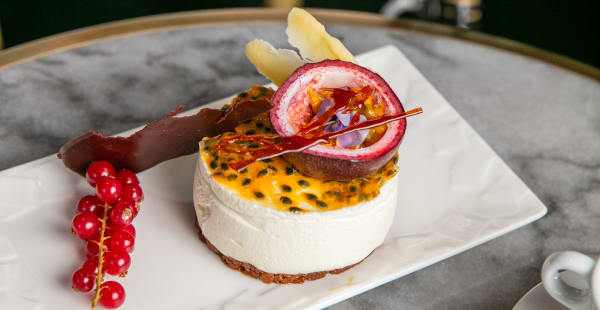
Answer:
(270, 60, 407, 180)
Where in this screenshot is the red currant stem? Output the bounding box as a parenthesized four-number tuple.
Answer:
(91, 203, 109, 309)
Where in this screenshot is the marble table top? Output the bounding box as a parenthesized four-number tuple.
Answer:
(1, 20, 599, 310)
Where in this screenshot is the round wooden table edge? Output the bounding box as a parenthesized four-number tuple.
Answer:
(0, 7, 598, 81)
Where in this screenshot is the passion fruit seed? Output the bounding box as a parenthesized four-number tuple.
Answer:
(210, 161, 218, 170)
(316, 200, 328, 208)
(242, 178, 251, 186)
(254, 191, 265, 199)
(257, 169, 268, 177)
(349, 186, 358, 192)
(281, 185, 292, 192)
(286, 167, 294, 175)
(256, 121, 264, 128)
(289, 207, 302, 212)
(305, 193, 317, 200)
(240, 168, 248, 174)
(280, 196, 292, 204)
(227, 174, 237, 181)
(298, 180, 310, 187)
(261, 158, 272, 162)
(268, 165, 278, 172)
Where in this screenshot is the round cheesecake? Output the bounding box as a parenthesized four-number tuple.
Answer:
(192, 116, 400, 283)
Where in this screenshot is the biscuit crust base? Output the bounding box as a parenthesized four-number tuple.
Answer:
(197, 228, 363, 284)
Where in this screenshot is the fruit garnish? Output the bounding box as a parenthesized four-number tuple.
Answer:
(77, 195, 104, 217)
(121, 183, 143, 203)
(72, 269, 95, 292)
(202, 125, 401, 212)
(213, 60, 422, 180)
(108, 231, 135, 253)
(244, 6, 418, 181)
(103, 251, 131, 276)
(86, 161, 116, 187)
(110, 200, 135, 227)
(58, 97, 273, 176)
(245, 8, 355, 86)
(286, 7, 356, 63)
(72, 212, 101, 240)
(273, 60, 418, 180)
(70, 162, 143, 309)
(98, 281, 126, 309)
(215, 106, 421, 172)
(245, 40, 305, 86)
(96, 177, 122, 204)
(115, 170, 138, 185)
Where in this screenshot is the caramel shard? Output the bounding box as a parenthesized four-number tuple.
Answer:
(286, 8, 356, 63)
(245, 39, 306, 86)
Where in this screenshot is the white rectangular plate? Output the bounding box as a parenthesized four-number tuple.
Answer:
(0, 46, 547, 309)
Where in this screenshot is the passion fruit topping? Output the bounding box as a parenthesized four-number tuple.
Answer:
(269, 60, 408, 180)
(208, 62, 420, 179)
(201, 114, 399, 212)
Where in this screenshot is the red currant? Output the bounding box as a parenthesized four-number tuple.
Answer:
(98, 281, 126, 309)
(132, 202, 140, 217)
(82, 255, 102, 276)
(121, 183, 143, 203)
(113, 224, 136, 238)
(71, 212, 100, 240)
(96, 177, 122, 204)
(86, 161, 116, 187)
(85, 233, 108, 258)
(104, 251, 131, 276)
(116, 169, 139, 185)
(77, 195, 104, 217)
(110, 200, 135, 227)
(109, 231, 135, 253)
(72, 268, 94, 292)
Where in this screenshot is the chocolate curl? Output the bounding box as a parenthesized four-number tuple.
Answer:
(58, 99, 273, 175)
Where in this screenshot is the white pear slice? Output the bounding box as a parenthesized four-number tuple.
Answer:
(286, 7, 356, 63)
(245, 39, 306, 86)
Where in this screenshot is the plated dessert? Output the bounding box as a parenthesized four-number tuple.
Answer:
(192, 9, 421, 283)
(57, 7, 421, 307)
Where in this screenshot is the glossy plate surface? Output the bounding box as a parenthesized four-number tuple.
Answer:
(0, 46, 547, 309)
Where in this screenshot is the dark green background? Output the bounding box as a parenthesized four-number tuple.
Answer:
(1, 1, 598, 67)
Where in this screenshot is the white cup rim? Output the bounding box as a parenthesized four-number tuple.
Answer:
(542, 251, 599, 310)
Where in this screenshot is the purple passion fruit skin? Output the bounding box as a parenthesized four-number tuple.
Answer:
(269, 60, 406, 180)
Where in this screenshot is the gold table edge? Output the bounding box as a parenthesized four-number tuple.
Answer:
(0, 7, 597, 81)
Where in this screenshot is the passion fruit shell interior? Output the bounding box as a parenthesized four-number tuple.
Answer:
(270, 60, 407, 180)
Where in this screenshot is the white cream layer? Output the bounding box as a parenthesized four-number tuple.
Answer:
(193, 152, 399, 274)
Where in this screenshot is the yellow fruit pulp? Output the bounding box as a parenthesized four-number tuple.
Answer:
(200, 112, 399, 213)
